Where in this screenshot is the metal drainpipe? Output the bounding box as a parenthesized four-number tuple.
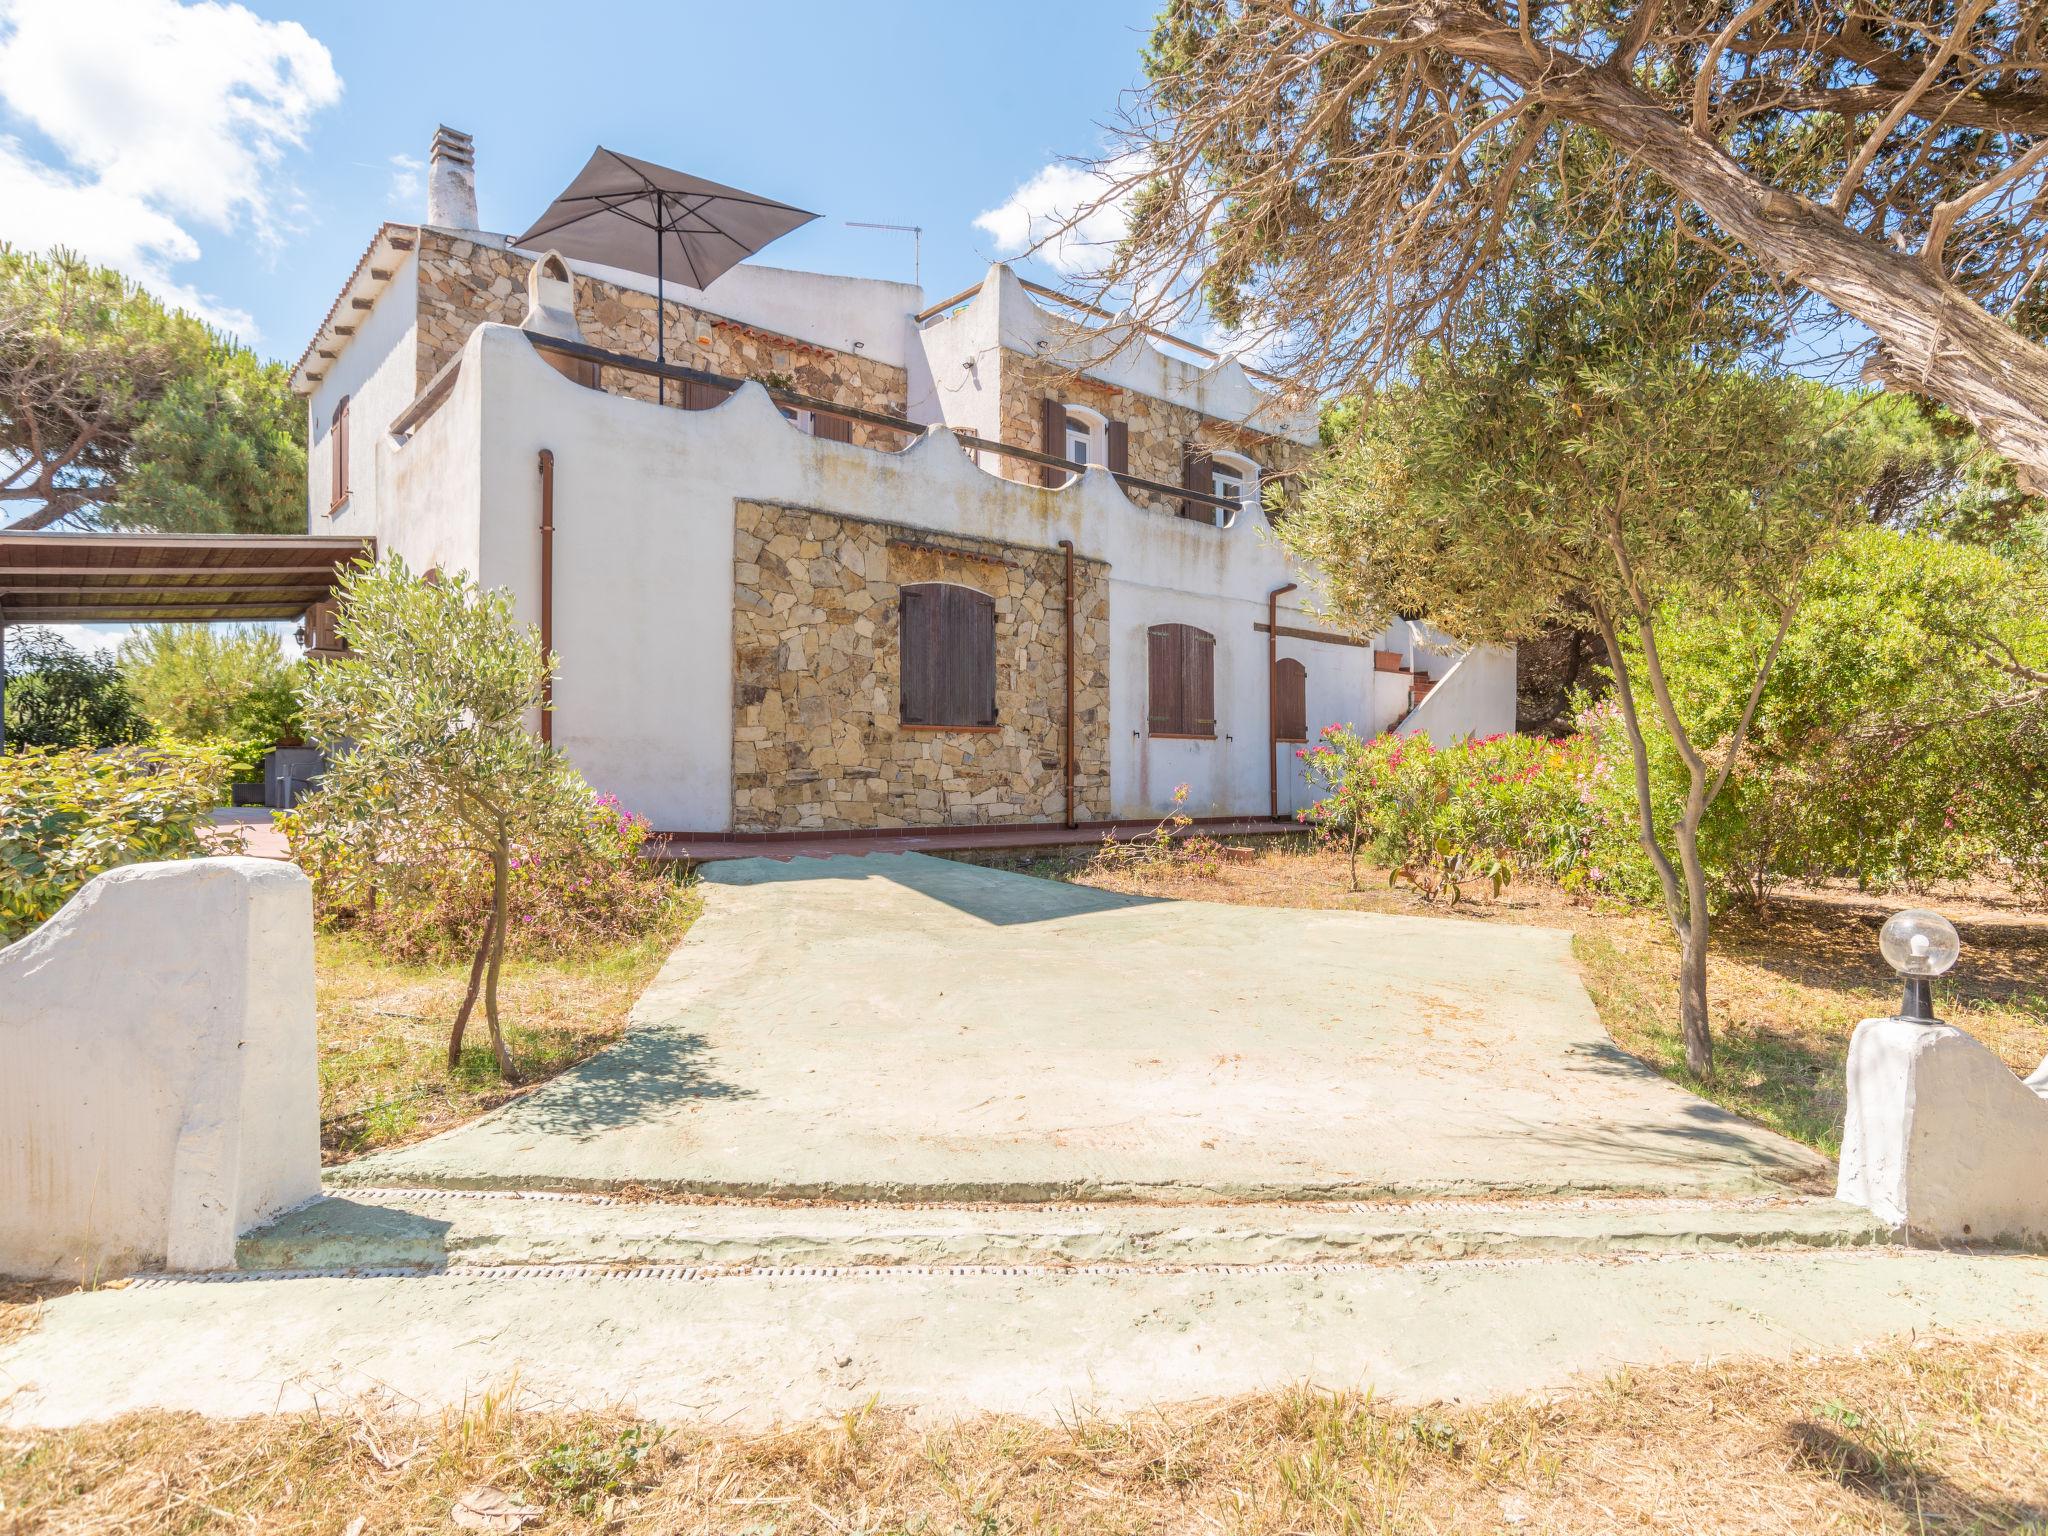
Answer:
(1059, 539, 1077, 829)
(1268, 581, 1297, 820)
(539, 448, 555, 744)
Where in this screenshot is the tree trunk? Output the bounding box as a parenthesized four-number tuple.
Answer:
(1425, 4, 2048, 494)
(1348, 822, 1362, 891)
(1672, 811, 1716, 1079)
(446, 917, 493, 1071)
(483, 835, 515, 1081)
(1591, 608, 1717, 1073)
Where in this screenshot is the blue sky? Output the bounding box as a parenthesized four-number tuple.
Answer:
(0, 0, 1164, 364)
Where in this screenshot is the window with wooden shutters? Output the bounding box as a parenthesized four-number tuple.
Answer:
(328, 396, 351, 512)
(1275, 657, 1308, 742)
(1105, 419, 1129, 476)
(811, 410, 853, 443)
(899, 583, 998, 728)
(1147, 622, 1217, 738)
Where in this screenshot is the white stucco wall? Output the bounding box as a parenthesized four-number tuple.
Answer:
(0, 859, 319, 1280)
(916, 266, 1320, 445)
(386, 323, 1514, 831)
(1396, 644, 1519, 743)
(1838, 1016, 2048, 1248)
(305, 252, 420, 537)
(906, 269, 1003, 437)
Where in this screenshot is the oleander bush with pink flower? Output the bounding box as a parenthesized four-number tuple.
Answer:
(1297, 726, 1602, 900)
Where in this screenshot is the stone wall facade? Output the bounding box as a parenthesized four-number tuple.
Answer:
(994, 346, 1314, 521)
(731, 500, 1110, 831)
(413, 230, 910, 449)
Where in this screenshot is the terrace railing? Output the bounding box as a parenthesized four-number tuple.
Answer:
(515, 333, 1241, 522)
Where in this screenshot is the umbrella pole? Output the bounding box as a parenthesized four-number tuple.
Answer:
(655, 192, 666, 406)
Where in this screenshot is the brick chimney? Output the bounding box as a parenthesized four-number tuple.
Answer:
(426, 125, 478, 231)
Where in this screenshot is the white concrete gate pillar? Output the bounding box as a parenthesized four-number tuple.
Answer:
(1838, 1016, 2048, 1248)
(0, 857, 320, 1280)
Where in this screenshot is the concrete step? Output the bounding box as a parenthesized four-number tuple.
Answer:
(234, 1188, 1895, 1275)
(20, 1245, 2048, 1430)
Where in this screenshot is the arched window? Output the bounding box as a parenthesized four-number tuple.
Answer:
(900, 583, 997, 728)
(1147, 622, 1216, 738)
(1274, 657, 1307, 742)
(1210, 450, 1260, 516)
(1039, 399, 1127, 486)
(328, 395, 351, 512)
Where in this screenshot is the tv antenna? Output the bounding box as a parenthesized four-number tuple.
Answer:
(846, 220, 923, 287)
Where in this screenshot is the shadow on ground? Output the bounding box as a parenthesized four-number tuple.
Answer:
(1784, 1419, 2048, 1531)
(486, 1028, 753, 1141)
(711, 852, 1165, 927)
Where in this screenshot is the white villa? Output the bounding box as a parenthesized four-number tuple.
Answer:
(289, 129, 1515, 842)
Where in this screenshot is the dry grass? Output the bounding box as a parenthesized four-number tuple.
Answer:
(0, 1282, 69, 1354)
(971, 838, 2048, 1157)
(5, 1332, 2046, 1533)
(316, 891, 699, 1163)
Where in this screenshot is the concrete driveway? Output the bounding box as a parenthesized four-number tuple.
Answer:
(338, 852, 1826, 1200)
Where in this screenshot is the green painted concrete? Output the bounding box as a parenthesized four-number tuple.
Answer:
(238, 1191, 1891, 1272)
(334, 854, 1828, 1200)
(8, 1251, 2048, 1428)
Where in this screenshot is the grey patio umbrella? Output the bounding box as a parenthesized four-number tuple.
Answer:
(514, 148, 818, 400)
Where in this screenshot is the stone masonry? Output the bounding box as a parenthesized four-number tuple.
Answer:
(995, 342, 1314, 521)
(414, 230, 910, 449)
(731, 500, 1109, 831)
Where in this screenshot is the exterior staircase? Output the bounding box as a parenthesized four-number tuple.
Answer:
(1377, 646, 1435, 731)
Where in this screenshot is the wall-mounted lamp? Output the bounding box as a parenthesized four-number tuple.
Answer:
(1880, 908, 1961, 1024)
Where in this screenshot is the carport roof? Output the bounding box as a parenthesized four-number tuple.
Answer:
(0, 532, 373, 624)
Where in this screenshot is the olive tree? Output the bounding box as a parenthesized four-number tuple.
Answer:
(1284, 284, 1884, 1075)
(296, 557, 592, 1079)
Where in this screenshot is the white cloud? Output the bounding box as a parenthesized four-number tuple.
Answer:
(0, 0, 341, 336)
(385, 152, 423, 210)
(974, 159, 1133, 280)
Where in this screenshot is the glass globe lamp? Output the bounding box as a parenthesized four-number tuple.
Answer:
(1879, 909, 1960, 1023)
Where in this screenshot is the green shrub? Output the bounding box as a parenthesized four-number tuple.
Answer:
(0, 741, 232, 941)
(279, 784, 674, 962)
(1297, 728, 1596, 899)
(1580, 526, 2048, 907)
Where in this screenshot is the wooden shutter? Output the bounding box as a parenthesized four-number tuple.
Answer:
(681, 377, 733, 411)
(1275, 657, 1308, 741)
(1148, 623, 1216, 735)
(1040, 398, 1068, 486)
(901, 583, 996, 727)
(947, 585, 997, 726)
(812, 411, 853, 443)
(1180, 446, 1213, 521)
(330, 396, 351, 509)
(1183, 627, 1216, 734)
(1106, 419, 1130, 476)
(1147, 624, 1181, 733)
